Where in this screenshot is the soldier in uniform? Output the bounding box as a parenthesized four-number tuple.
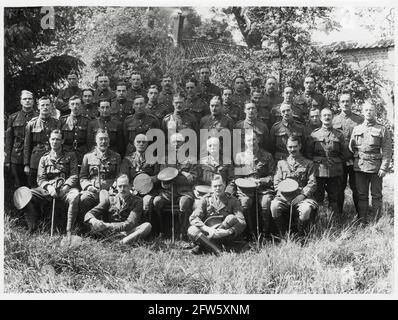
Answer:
(270, 103, 306, 161)
(197, 66, 221, 104)
(200, 96, 234, 133)
(5, 90, 38, 188)
(251, 89, 271, 129)
(188, 175, 246, 255)
(110, 82, 134, 122)
(84, 174, 152, 244)
(153, 133, 199, 239)
(87, 99, 125, 156)
(221, 87, 243, 124)
(123, 95, 160, 156)
(333, 93, 363, 213)
(295, 75, 328, 112)
(271, 135, 318, 236)
(304, 107, 322, 138)
(79, 129, 121, 226)
(306, 108, 347, 216)
(235, 102, 270, 152)
(23, 130, 79, 234)
(271, 87, 303, 126)
(230, 75, 250, 109)
(93, 74, 116, 103)
(145, 85, 170, 121)
(81, 88, 98, 120)
(24, 96, 61, 187)
(262, 77, 283, 124)
(162, 93, 198, 133)
(158, 74, 174, 113)
(349, 102, 392, 224)
(185, 78, 209, 125)
(234, 132, 275, 237)
(55, 70, 82, 116)
(126, 71, 147, 101)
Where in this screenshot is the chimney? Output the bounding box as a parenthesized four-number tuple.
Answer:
(172, 10, 185, 46)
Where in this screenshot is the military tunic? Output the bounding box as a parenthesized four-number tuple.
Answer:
(120, 151, 160, 181)
(198, 155, 234, 192)
(158, 89, 174, 113)
(185, 96, 209, 125)
(162, 112, 198, 133)
(93, 87, 116, 104)
(223, 102, 244, 124)
(295, 91, 328, 112)
(110, 99, 134, 122)
(235, 119, 270, 152)
(55, 86, 82, 115)
(126, 87, 147, 102)
(270, 120, 306, 160)
(145, 101, 170, 122)
(197, 81, 221, 104)
(261, 92, 283, 126)
(230, 92, 250, 109)
(82, 103, 99, 120)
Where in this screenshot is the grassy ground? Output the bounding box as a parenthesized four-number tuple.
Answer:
(4, 175, 394, 294)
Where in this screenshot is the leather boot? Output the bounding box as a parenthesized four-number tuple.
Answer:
(194, 233, 221, 256)
(24, 202, 39, 233)
(261, 210, 270, 237)
(273, 215, 287, 237)
(357, 200, 368, 225)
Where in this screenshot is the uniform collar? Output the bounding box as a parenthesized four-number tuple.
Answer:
(341, 111, 352, 118)
(49, 149, 64, 160)
(364, 119, 376, 126)
(94, 148, 110, 158)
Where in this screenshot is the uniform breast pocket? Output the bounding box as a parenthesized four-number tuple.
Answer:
(276, 131, 288, 146)
(369, 129, 382, 146)
(77, 127, 87, 140)
(354, 132, 364, 146)
(13, 122, 25, 137)
(108, 128, 118, 140)
(32, 127, 44, 143)
(330, 136, 342, 150)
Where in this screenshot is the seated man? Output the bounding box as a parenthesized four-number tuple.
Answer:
(270, 135, 318, 237)
(84, 174, 152, 244)
(23, 130, 79, 234)
(188, 175, 246, 255)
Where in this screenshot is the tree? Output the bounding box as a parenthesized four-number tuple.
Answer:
(194, 18, 233, 42)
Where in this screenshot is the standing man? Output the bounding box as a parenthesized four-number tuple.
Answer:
(200, 96, 234, 133)
(221, 87, 243, 124)
(24, 96, 61, 187)
(93, 74, 116, 103)
(262, 77, 283, 120)
(271, 87, 300, 126)
(87, 99, 125, 156)
(145, 85, 170, 122)
(230, 75, 250, 109)
(349, 102, 392, 223)
(162, 93, 198, 133)
(333, 93, 363, 213)
(5, 90, 38, 188)
(197, 66, 221, 104)
(271, 136, 318, 236)
(158, 74, 174, 113)
(110, 81, 134, 122)
(123, 95, 160, 156)
(304, 108, 322, 138)
(306, 108, 347, 217)
(296, 75, 328, 112)
(55, 70, 82, 116)
(60, 95, 90, 165)
(81, 88, 98, 120)
(127, 71, 147, 101)
(185, 78, 209, 125)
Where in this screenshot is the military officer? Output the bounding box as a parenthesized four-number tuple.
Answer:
(230, 75, 250, 109)
(304, 107, 322, 138)
(123, 95, 160, 156)
(234, 132, 275, 237)
(110, 82, 134, 122)
(55, 70, 82, 116)
(126, 71, 147, 101)
(188, 175, 246, 255)
(84, 174, 152, 244)
(162, 93, 198, 133)
(158, 74, 174, 113)
(349, 102, 392, 223)
(24, 96, 61, 187)
(197, 66, 221, 104)
(235, 102, 270, 152)
(145, 85, 170, 121)
(5, 90, 38, 188)
(79, 129, 121, 225)
(60, 95, 90, 165)
(270, 103, 306, 161)
(185, 78, 209, 125)
(295, 75, 328, 112)
(93, 74, 116, 103)
(271, 135, 318, 236)
(306, 108, 347, 216)
(81, 88, 98, 120)
(251, 89, 272, 129)
(23, 130, 79, 234)
(200, 96, 234, 132)
(333, 93, 363, 213)
(221, 87, 244, 124)
(87, 99, 125, 156)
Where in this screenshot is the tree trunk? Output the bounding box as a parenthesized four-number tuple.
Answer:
(231, 6, 263, 50)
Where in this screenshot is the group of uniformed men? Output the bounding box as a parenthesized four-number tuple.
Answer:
(4, 66, 392, 254)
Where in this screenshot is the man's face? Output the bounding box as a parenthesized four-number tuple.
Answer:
(304, 77, 316, 92)
(244, 103, 257, 119)
(67, 74, 78, 87)
(20, 93, 34, 109)
(97, 76, 110, 90)
(210, 100, 222, 116)
(321, 109, 333, 126)
(207, 139, 219, 156)
(245, 135, 258, 151)
(185, 82, 196, 97)
(234, 77, 245, 92)
(116, 177, 130, 197)
(173, 96, 185, 112)
(222, 89, 232, 104)
(199, 68, 211, 82)
(131, 74, 142, 89)
(96, 133, 110, 152)
(49, 132, 63, 151)
(309, 110, 321, 126)
(363, 104, 376, 121)
(98, 102, 111, 117)
(287, 140, 300, 156)
(116, 85, 127, 100)
(147, 88, 159, 103)
(38, 99, 51, 116)
(251, 92, 262, 104)
(265, 78, 277, 94)
(82, 90, 93, 104)
(134, 136, 148, 152)
(161, 77, 172, 90)
(133, 98, 146, 113)
(339, 94, 352, 113)
(283, 87, 294, 102)
(280, 104, 293, 121)
(171, 136, 184, 150)
(69, 98, 82, 116)
(211, 179, 226, 197)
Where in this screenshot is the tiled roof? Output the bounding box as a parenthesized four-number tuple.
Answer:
(181, 38, 247, 59)
(323, 38, 394, 52)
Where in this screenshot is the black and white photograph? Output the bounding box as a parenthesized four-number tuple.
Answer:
(1, 1, 395, 297)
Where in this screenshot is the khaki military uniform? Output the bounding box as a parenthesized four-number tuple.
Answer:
(223, 102, 244, 124)
(5, 109, 38, 187)
(110, 99, 134, 122)
(185, 96, 209, 125)
(197, 81, 221, 104)
(349, 119, 392, 222)
(295, 91, 328, 112)
(158, 89, 174, 113)
(230, 92, 250, 109)
(162, 112, 198, 133)
(270, 120, 306, 160)
(145, 101, 170, 122)
(198, 155, 234, 193)
(87, 117, 124, 156)
(126, 87, 147, 102)
(261, 93, 283, 127)
(235, 118, 270, 152)
(333, 111, 363, 213)
(82, 103, 99, 120)
(303, 122, 321, 139)
(60, 114, 90, 165)
(93, 87, 116, 104)
(55, 86, 82, 116)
